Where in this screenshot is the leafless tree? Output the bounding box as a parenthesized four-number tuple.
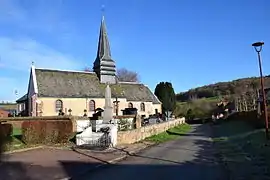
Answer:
(117, 68, 140, 82)
(83, 66, 92, 72)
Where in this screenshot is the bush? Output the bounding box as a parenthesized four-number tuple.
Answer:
(0, 123, 13, 138)
(22, 120, 73, 145)
(0, 123, 13, 153)
(226, 111, 264, 129)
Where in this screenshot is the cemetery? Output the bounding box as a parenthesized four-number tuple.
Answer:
(0, 84, 185, 153)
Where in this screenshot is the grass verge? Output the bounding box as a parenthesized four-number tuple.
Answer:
(212, 120, 270, 179)
(145, 123, 191, 143)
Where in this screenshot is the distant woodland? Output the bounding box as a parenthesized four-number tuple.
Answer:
(176, 75, 270, 102)
(174, 75, 270, 118)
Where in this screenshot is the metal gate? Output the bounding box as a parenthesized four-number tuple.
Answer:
(76, 128, 112, 150)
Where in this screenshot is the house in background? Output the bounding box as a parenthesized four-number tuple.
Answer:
(0, 108, 9, 117)
(18, 16, 162, 117)
(16, 94, 28, 116)
(256, 87, 270, 115)
(0, 102, 17, 117)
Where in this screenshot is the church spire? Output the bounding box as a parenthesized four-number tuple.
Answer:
(96, 16, 111, 60)
(93, 16, 116, 84)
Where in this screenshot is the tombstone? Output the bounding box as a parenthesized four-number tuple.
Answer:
(102, 84, 113, 123)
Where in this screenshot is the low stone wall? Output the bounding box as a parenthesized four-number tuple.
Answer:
(117, 117, 185, 145)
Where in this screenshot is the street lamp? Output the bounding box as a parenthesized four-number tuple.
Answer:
(252, 41, 269, 139)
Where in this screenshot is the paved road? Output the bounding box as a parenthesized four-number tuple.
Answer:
(78, 124, 227, 180)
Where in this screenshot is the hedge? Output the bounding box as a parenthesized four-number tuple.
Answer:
(226, 111, 264, 129)
(21, 120, 73, 145)
(0, 123, 13, 137)
(0, 123, 13, 153)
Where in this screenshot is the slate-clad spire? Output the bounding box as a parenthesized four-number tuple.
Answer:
(93, 16, 116, 84)
(97, 16, 111, 60)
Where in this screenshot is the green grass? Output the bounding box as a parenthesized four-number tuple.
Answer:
(2, 127, 26, 151)
(145, 123, 191, 143)
(212, 120, 270, 179)
(12, 128, 22, 136)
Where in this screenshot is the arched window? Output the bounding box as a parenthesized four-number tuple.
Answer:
(89, 100, 96, 111)
(55, 100, 63, 112)
(140, 102, 145, 112)
(128, 102, 133, 108)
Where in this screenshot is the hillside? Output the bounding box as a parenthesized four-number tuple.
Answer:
(176, 75, 270, 102)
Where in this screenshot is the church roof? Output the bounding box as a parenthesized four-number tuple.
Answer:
(16, 94, 28, 103)
(34, 68, 161, 104)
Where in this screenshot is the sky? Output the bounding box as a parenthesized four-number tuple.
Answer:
(0, 0, 269, 102)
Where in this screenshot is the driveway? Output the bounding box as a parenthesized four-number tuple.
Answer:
(79, 124, 227, 180)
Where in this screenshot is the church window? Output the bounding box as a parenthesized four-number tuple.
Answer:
(128, 102, 133, 108)
(89, 100, 96, 111)
(140, 103, 145, 112)
(55, 100, 63, 112)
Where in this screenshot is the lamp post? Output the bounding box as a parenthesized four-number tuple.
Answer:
(252, 41, 269, 139)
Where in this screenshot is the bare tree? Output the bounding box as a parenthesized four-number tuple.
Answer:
(83, 66, 92, 72)
(117, 68, 140, 82)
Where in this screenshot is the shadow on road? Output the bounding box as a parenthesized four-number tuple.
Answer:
(60, 124, 227, 180)
(0, 124, 227, 180)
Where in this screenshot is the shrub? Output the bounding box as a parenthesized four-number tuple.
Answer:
(226, 111, 264, 129)
(0, 123, 13, 137)
(0, 123, 13, 153)
(22, 120, 73, 145)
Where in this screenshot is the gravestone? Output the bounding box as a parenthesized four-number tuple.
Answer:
(102, 84, 113, 123)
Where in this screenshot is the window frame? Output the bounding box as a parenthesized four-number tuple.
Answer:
(55, 99, 63, 112)
(89, 100, 96, 112)
(140, 102, 145, 112)
(128, 102, 133, 108)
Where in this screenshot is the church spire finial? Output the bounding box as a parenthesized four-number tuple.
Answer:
(101, 4, 105, 19)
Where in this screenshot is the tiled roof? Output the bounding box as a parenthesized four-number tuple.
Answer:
(35, 69, 161, 104)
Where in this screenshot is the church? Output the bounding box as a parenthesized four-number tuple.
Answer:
(16, 17, 162, 117)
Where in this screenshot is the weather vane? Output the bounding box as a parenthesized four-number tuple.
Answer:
(31, 61, 35, 65)
(101, 4, 105, 17)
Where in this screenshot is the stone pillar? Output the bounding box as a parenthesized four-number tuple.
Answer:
(103, 84, 113, 123)
(135, 115, 142, 129)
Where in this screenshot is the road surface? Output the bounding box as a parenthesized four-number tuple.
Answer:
(78, 124, 227, 180)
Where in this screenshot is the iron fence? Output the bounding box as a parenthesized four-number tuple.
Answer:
(76, 132, 111, 149)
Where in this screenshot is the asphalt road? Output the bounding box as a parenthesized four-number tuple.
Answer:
(78, 124, 227, 180)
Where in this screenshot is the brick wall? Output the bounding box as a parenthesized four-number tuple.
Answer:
(117, 117, 185, 145)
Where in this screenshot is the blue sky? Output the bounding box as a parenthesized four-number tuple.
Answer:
(0, 0, 269, 102)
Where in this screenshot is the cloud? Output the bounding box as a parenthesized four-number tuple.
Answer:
(0, 1, 82, 101)
(0, 0, 26, 22)
(0, 36, 82, 101)
(0, 77, 25, 102)
(0, 0, 76, 36)
(0, 37, 81, 71)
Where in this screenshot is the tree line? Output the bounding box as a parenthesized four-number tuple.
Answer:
(84, 66, 269, 117)
(176, 75, 270, 102)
